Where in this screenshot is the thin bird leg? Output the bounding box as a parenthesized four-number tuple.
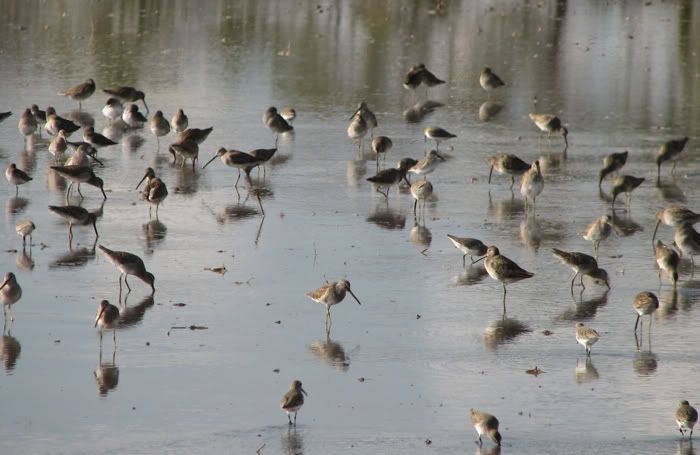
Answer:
(570, 272, 579, 292)
(77, 183, 84, 198)
(634, 314, 640, 332)
(124, 275, 131, 292)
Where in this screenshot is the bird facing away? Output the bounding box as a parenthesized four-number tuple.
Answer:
(95, 300, 120, 345)
(478, 246, 534, 312)
(15, 220, 35, 247)
(149, 110, 171, 143)
(652, 205, 700, 243)
(470, 408, 502, 447)
(656, 137, 689, 180)
(551, 248, 608, 292)
(611, 175, 644, 207)
(366, 160, 412, 199)
(480, 67, 505, 95)
(6, 163, 32, 196)
(633, 291, 658, 332)
(447, 235, 488, 267)
(410, 180, 433, 217)
(347, 113, 368, 152)
(575, 322, 600, 356)
(598, 151, 628, 187)
(583, 215, 612, 257)
(520, 160, 544, 209)
(487, 154, 530, 188)
(99, 245, 155, 295)
(60, 78, 96, 109)
(306, 279, 361, 325)
(655, 240, 680, 286)
(403, 64, 425, 93)
(102, 86, 149, 113)
(280, 380, 307, 426)
(371, 136, 393, 163)
(529, 113, 568, 148)
(171, 109, 188, 133)
(676, 400, 698, 440)
(0, 272, 21, 321)
(352, 101, 377, 138)
(18, 108, 37, 137)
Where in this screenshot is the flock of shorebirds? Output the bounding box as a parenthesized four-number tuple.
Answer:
(1, 61, 699, 446)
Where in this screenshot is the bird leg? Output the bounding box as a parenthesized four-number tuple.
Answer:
(570, 272, 579, 292)
(634, 314, 640, 332)
(77, 183, 84, 198)
(124, 275, 131, 292)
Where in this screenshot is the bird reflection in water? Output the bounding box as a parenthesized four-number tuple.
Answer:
(575, 357, 599, 383)
(65, 110, 94, 129)
(678, 281, 700, 311)
(483, 316, 531, 351)
(172, 163, 202, 195)
(520, 212, 542, 253)
(610, 207, 643, 237)
(6, 196, 29, 215)
(143, 219, 167, 253)
(410, 219, 432, 255)
(453, 264, 489, 286)
(308, 334, 351, 371)
(15, 248, 34, 272)
(633, 332, 658, 377)
(556, 289, 609, 322)
(478, 101, 504, 122)
(346, 160, 367, 186)
(659, 287, 679, 319)
(367, 204, 406, 230)
(475, 444, 501, 455)
(102, 122, 126, 143)
(122, 133, 145, 154)
(0, 323, 21, 373)
(676, 440, 696, 455)
(487, 190, 524, 223)
(117, 295, 155, 327)
(49, 237, 98, 269)
(18, 147, 37, 173)
(94, 347, 119, 398)
(402, 100, 443, 123)
(282, 428, 304, 455)
(655, 178, 687, 204)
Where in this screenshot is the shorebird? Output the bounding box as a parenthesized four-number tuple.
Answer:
(263, 107, 293, 145)
(656, 240, 680, 286)
(470, 408, 502, 447)
(280, 107, 296, 124)
(656, 137, 689, 180)
(102, 86, 149, 113)
(529, 113, 568, 148)
(30, 104, 46, 131)
(122, 104, 147, 128)
(178, 127, 213, 145)
(520, 160, 543, 209)
(552, 248, 609, 292)
(0, 273, 21, 322)
(136, 168, 168, 218)
(15, 220, 35, 247)
(247, 148, 277, 177)
(280, 380, 307, 426)
(347, 112, 368, 152)
(65, 143, 103, 167)
(408, 150, 444, 181)
(676, 400, 698, 440)
(653, 205, 700, 243)
(48, 130, 69, 160)
(674, 222, 700, 266)
(99, 245, 155, 295)
(478, 246, 534, 312)
(306, 279, 361, 326)
(575, 322, 599, 356)
(421, 66, 445, 91)
(44, 107, 80, 136)
(202, 148, 257, 186)
(403, 64, 425, 97)
(169, 140, 199, 170)
(6, 163, 32, 196)
(50, 165, 106, 199)
(366, 160, 412, 199)
(423, 126, 456, 151)
(95, 300, 120, 346)
(633, 291, 658, 332)
(598, 151, 628, 187)
(411, 180, 433, 217)
(149, 111, 170, 145)
(83, 126, 118, 149)
(60, 78, 95, 110)
(170, 109, 188, 133)
(101, 97, 123, 123)
(611, 175, 644, 208)
(351, 102, 377, 138)
(48, 205, 99, 241)
(487, 154, 529, 189)
(446, 235, 487, 266)
(583, 215, 612, 257)
(480, 67, 505, 97)
(18, 108, 37, 139)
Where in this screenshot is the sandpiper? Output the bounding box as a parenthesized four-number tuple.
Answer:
(281, 380, 307, 426)
(6, 163, 32, 196)
(351, 102, 377, 138)
(480, 67, 505, 96)
(95, 300, 120, 346)
(169, 140, 199, 170)
(122, 104, 147, 128)
(50, 165, 106, 199)
(424, 126, 456, 151)
(583, 215, 612, 256)
(15, 220, 35, 247)
(280, 107, 296, 124)
(446, 235, 487, 266)
(170, 109, 188, 133)
(48, 205, 99, 241)
(656, 137, 689, 180)
(652, 205, 700, 243)
(99, 245, 155, 295)
(611, 175, 644, 208)
(149, 111, 171, 144)
(60, 78, 95, 110)
(101, 97, 123, 123)
(366, 160, 412, 199)
(347, 113, 368, 152)
(371, 137, 393, 165)
(65, 143, 103, 167)
(48, 130, 69, 160)
(418, 65, 445, 96)
(408, 149, 444, 181)
(598, 151, 628, 187)
(575, 322, 599, 356)
(102, 86, 149, 113)
(470, 408, 502, 447)
(676, 400, 698, 439)
(633, 291, 658, 332)
(529, 113, 568, 148)
(487, 154, 529, 188)
(551, 248, 608, 292)
(411, 180, 433, 217)
(83, 126, 118, 149)
(655, 240, 680, 286)
(403, 64, 425, 95)
(178, 127, 213, 145)
(478, 246, 534, 312)
(202, 148, 257, 186)
(264, 107, 293, 145)
(136, 168, 168, 218)
(520, 160, 544, 209)
(44, 107, 80, 136)
(0, 273, 21, 322)
(674, 222, 700, 266)
(18, 108, 37, 138)
(306, 279, 361, 325)
(247, 148, 277, 177)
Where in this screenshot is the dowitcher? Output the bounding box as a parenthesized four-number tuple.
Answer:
(655, 240, 680, 286)
(575, 322, 599, 356)
(366, 160, 412, 199)
(487, 154, 529, 188)
(150, 111, 171, 144)
(478, 246, 534, 312)
(352, 102, 377, 138)
(551, 248, 608, 292)
(347, 113, 368, 152)
(170, 109, 188, 133)
(247, 148, 277, 177)
(652, 205, 700, 243)
(101, 97, 123, 123)
(280, 107, 296, 124)
(95, 300, 120, 346)
(44, 107, 80, 136)
(281, 380, 307, 426)
(83, 126, 118, 149)
(99, 245, 155, 295)
(446, 235, 487, 266)
(583, 215, 612, 256)
(65, 143, 103, 167)
(60, 78, 95, 110)
(5, 163, 32, 196)
(178, 127, 213, 145)
(611, 175, 644, 208)
(49, 205, 99, 241)
(122, 104, 147, 128)
(408, 150, 444, 181)
(520, 160, 543, 209)
(15, 220, 35, 247)
(371, 136, 393, 164)
(18, 108, 37, 138)
(480, 67, 505, 96)
(424, 126, 456, 151)
(421, 65, 445, 91)
(633, 291, 658, 332)
(0, 273, 21, 322)
(674, 222, 700, 266)
(411, 180, 433, 217)
(306, 279, 361, 325)
(30, 104, 46, 130)
(656, 137, 689, 180)
(469, 408, 502, 447)
(50, 165, 106, 199)
(264, 107, 293, 145)
(203, 148, 257, 186)
(403, 64, 425, 94)
(136, 168, 168, 218)
(102, 86, 149, 113)
(529, 113, 568, 148)
(168, 140, 199, 170)
(48, 130, 68, 160)
(676, 400, 698, 439)
(598, 151, 628, 187)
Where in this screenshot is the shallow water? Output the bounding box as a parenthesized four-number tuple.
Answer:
(1, 1, 700, 453)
